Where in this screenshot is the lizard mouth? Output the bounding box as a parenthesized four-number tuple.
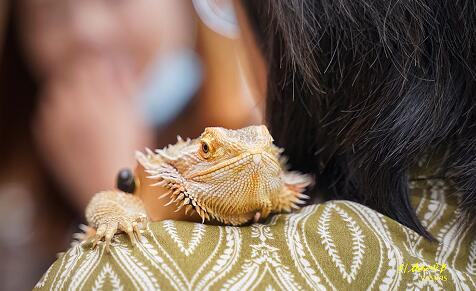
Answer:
(187, 151, 280, 180)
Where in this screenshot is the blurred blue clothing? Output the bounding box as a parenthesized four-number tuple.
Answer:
(138, 49, 202, 128)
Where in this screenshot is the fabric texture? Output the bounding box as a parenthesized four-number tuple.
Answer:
(35, 176, 475, 290)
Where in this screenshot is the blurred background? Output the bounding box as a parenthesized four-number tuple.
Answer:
(0, 0, 264, 289)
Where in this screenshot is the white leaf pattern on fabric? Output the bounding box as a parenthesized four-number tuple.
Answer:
(163, 220, 205, 256)
(318, 203, 365, 283)
(92, 263, 124, 291)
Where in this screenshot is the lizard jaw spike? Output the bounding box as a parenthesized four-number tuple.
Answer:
(184, 204, 193, 215)
(147, 174, 162, 179)
(173, 189, 182, 197)
(295, 199, 307, 205)
(296, 193, 310, 199)
(291, 204, 300, 209)
(158, 190, 172, 200)
(174, 203, 184, 212)
(151, 180, 168, 187)
(195, 206, 206, 223)
(197, 210, 205, 223)
(182, 198, 190, 206)
(145, 148, 154, 156)
(163, 199, 175, 207)
(176, 193, 185, 201)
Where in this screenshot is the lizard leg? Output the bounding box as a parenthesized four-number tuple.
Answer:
(272, 171, 313, 212)
(85, 190, 148, 253)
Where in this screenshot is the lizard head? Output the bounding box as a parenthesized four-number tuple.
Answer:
(190, 125, 281, 176)
(137, 125, 290, 225)
(178, 125, 284, 224)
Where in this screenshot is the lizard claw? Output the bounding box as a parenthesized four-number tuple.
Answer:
(89, 214, 147, 253)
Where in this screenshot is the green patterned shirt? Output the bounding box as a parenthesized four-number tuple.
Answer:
(35, 177, 475, 290)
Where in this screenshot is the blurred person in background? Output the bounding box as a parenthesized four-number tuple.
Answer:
(22, 0, 196, 211)
(0, 0, 257, 289)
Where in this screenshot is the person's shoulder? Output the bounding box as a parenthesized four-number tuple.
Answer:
(35, 201, 473, 290)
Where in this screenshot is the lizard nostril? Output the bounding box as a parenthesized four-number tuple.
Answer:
(116, 168, 135, 194)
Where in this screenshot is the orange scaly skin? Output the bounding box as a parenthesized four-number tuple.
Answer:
(85, 125, 312, 252)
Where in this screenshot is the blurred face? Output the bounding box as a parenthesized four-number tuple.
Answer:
(18, 0, 194, 80)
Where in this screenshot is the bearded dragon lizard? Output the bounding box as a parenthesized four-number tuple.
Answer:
(85, 125, 312, 251)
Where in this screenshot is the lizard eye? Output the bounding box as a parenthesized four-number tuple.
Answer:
(202, 142, 209, 153)
(200, 140, 213, 158)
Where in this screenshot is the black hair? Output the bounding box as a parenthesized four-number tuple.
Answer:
(242, 0, 475, 239)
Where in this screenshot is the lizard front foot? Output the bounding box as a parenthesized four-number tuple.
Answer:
(85, 191, 148, 253)
(89, 214, 146, 253)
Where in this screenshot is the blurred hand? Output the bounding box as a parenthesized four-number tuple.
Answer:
(33, 58, 154, 210)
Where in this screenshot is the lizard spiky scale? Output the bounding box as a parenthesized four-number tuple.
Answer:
(84, 125, 313, 250)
